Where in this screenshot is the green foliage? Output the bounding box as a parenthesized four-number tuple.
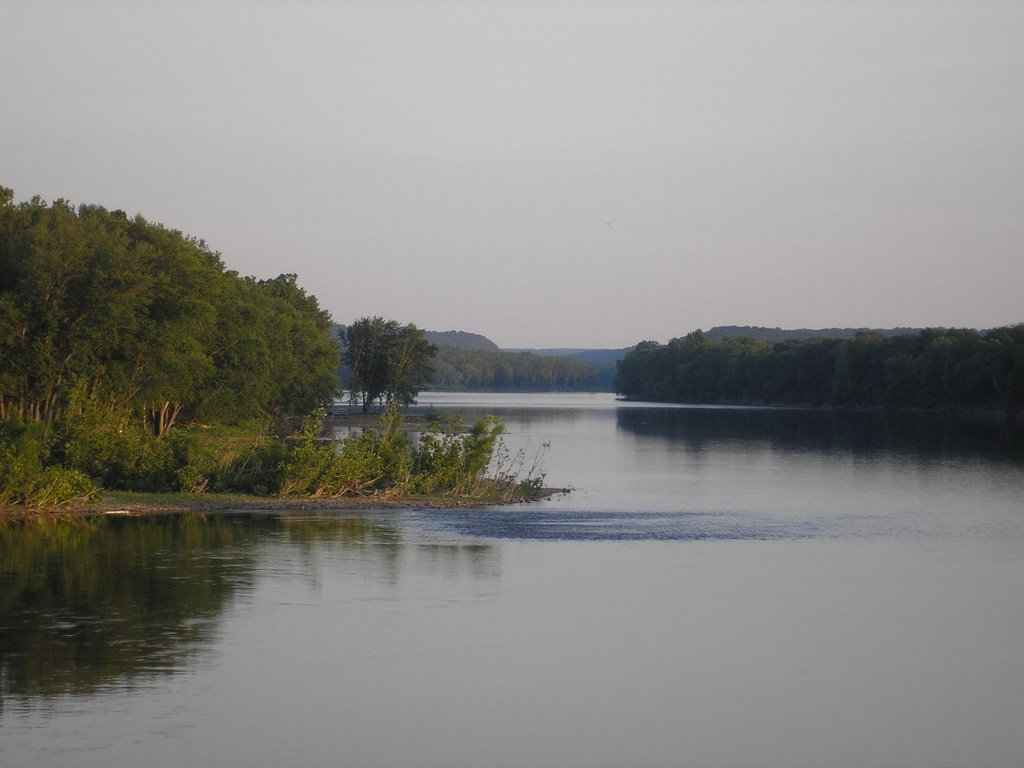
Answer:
(0, 186, 344, 505)
(276, 407, 538, 501)
(0, 417, 97, 506)
(410, 415, 504, 494)
(278, 410, 348, 497)
(615, 325, 1024, 412)
(278, 406, 411, 497)
(341, 403, 412, 489)
(171, 421, 285, 496)
(410, 414, 545, 498)
(253, 274, 341, 417)
(0, 185, 560, 504)
(61, 415, 181, 492)
(489, 433, 548, 500)
(0, 187, 339, 432)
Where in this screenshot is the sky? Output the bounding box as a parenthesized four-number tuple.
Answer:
(3, 0, 1022, 348)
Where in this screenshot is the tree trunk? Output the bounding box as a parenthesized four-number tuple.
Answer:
(151, 400, 183, 437)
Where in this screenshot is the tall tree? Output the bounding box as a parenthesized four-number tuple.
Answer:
(343, 317, 436, 413)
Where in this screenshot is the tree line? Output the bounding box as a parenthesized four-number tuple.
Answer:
(615, 327, 1024, 412)
(429, 345, 602, 391)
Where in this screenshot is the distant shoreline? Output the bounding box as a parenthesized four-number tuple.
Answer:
(611, 397, 1023, 422)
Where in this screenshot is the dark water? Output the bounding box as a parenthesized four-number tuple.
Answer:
(3, 394, 1023, 767)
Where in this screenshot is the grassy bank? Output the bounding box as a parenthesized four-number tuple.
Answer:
(1, 407, 552, 512)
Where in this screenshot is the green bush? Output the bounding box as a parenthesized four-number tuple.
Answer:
(0, 417, 98, 506)
(278, 409, 347, 497)
(59, 410, 284, 495)
(172, 420, 284, 495)
(409, 415, 505, 495)
(61, 418, 179, 492)
(279, 406, 411, 497)
(335, 427, 411, 493)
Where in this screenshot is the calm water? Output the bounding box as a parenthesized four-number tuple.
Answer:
(3, 393, 1023, 767)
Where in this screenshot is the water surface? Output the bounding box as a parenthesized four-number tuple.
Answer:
(3, 394, 1023, 767)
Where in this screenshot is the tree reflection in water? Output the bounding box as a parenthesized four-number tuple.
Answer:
(0, 511, 461, 706)
(615, 406, 1024, 464)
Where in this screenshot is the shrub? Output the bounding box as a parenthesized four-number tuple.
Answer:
(62, 418, 179, 492)
(172, 420, 283, 495)
(410, 415, 506, 495)
(491, 438, 548, 501)
(279, 405, 414, 497)
(0, 417, 98, 506)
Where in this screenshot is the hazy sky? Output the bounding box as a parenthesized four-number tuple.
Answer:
(3, 1, 1021, 348)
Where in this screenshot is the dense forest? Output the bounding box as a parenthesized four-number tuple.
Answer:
(0, 188, 340, 430)
(429, 345, 602, 391)
(615, 327, 1024, 412)
(502, 346, 629, 390)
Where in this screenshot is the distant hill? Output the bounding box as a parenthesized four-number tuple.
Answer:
(704, 326, 925, 343)
(424, 330, 501, 352)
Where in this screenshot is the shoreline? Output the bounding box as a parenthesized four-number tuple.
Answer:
(613, 397, 1023, 421)
(0, 487, 569, 520)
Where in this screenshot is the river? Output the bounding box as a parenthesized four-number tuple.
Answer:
(2, 393, 1023, 767)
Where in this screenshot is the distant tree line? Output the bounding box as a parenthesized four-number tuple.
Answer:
(615, 327, 1024, 412)
(703, 325, 923, 343)
(429, 346, 602, 391)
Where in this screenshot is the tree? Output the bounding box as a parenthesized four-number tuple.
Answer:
(0, 186, 342, 431)
(254, 274, 340, 416)
(612, 326, 1024, 412)
(343, 317, 436, 413)
(387, 323, 437, 407)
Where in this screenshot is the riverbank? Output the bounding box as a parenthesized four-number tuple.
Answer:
(0, 486, 569, 520)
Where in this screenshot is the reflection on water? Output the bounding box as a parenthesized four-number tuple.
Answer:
(0, 514, 256, 704)
(615, 406, 1024, 463)
(0, 513, 496, 707)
